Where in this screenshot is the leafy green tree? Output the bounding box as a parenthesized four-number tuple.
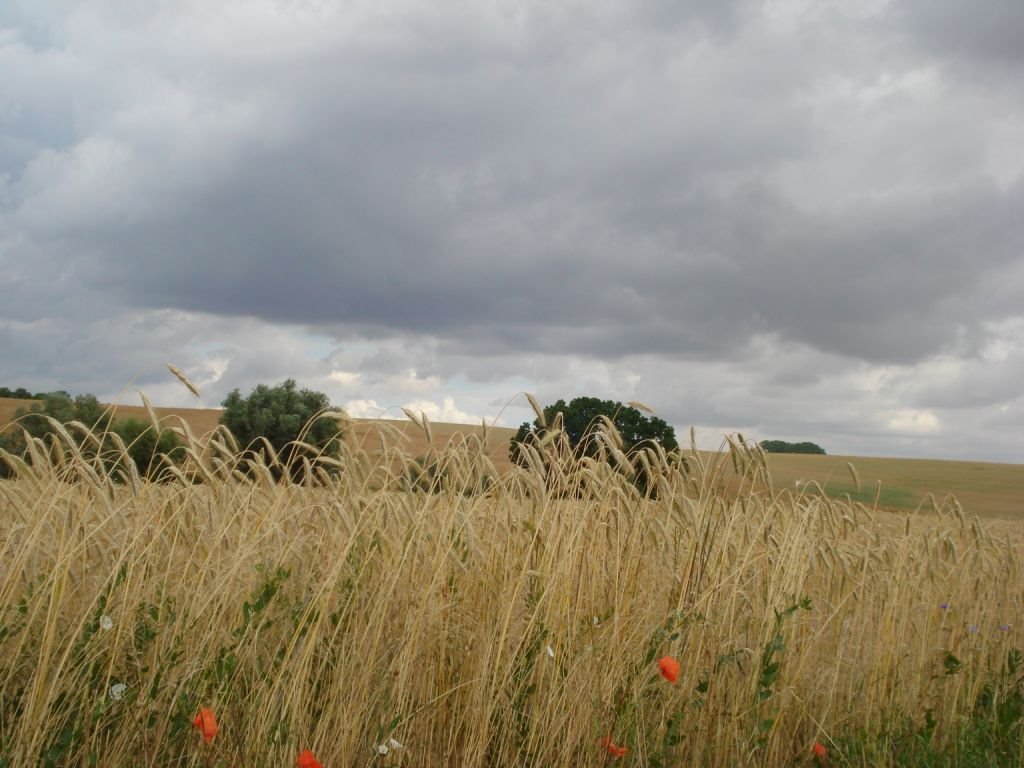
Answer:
(220, 379, 344, 478)
(510, 397, 679, 494)
(759, 440, 826, 455)
(511, 397, 678, 461)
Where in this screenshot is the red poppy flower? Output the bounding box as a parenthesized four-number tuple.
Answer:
(599, 735, 628, 758)
(658, 655, 680, 683)
(297, 748, 324, 768)
(191, 707, 218, 744)
(813, 741, 827, 760)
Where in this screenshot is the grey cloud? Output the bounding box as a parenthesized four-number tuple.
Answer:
(2, 1, 1023, 463)
(894, 1, 1024, 72)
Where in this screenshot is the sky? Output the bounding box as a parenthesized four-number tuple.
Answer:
(1, 0, 1022, 463)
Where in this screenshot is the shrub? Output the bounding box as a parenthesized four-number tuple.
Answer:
(106, 418, 185, 480)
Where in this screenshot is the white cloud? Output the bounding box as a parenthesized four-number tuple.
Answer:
(402, 396, 482, 425)
(886, 409, 941, 434)
(342, 399, 387, 419)
(342, 396, 484, 425)
(328, 369, 361, 387)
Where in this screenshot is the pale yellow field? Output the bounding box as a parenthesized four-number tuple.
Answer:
(1, 418, 1022, 766)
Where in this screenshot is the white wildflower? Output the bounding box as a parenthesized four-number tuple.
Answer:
(546, 645, 555, 659)
(388, 737, 404, 750)
(377, 743, 389, 755)
(109, 683, 127, 701)
(99, 615, 113, 631)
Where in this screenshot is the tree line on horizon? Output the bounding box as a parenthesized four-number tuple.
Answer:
(759, 440, 827, 455)
(2, 381, 826, 483)
(0, 386, 58, 400)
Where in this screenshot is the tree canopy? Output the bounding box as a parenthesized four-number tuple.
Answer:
(510, 396, 678, 464)
(219, 379, 344, 475)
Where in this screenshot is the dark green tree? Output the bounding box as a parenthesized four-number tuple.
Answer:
(759, 440, 826, 455)
(220, 379, 344, 477)
(511, 397, 678, 460)
(510, 397, 679, 494)
(0, 387, 34, 399)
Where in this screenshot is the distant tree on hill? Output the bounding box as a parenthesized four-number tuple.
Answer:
(0, 387, 35, 399)
(220, 379, 344, 479)
(760, 440, 826, 455)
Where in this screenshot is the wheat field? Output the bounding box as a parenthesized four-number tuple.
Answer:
(1, 413, 1022, 767)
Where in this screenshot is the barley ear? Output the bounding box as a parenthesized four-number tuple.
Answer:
(165, 364, 201, 398)
(847, 462, 861, 493)
(138, 390, 161, 432)
(525, 393, 546, 428)
(627, 400, 655, 414)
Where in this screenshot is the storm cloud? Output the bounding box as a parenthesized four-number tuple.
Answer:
(1, 0, 1022, 462)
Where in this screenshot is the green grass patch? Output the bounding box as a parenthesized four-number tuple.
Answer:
(810, 481, 921, 510)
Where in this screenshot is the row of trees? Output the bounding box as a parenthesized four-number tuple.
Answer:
(2, 380, 826, 485)
(0, 386, 55, 399)
(759, 440, 826, 455)
(0, 392, 184, 479)
(0, 381, 346, 482)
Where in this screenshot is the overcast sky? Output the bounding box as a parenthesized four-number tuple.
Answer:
(2, 0, 1022, 462)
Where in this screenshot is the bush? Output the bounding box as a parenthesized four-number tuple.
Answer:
(404, 454, 495, 496)
(2, 393, 113, 472)
(107, 418, 185, 480)
(17, 392, 111, 437)
(1, 394, 183, 481)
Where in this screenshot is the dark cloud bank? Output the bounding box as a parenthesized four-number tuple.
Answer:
(1, 0, 1022, 461)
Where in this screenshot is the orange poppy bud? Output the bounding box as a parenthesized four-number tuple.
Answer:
(813, 741, 827, 759)
(297, 748, 324, 768)
(599, 735, 628, 758)
(658, 655, 680, 683)
(191, 707, 218, 744)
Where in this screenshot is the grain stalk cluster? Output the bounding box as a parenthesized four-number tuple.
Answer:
(0, 409, 1020, 766)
